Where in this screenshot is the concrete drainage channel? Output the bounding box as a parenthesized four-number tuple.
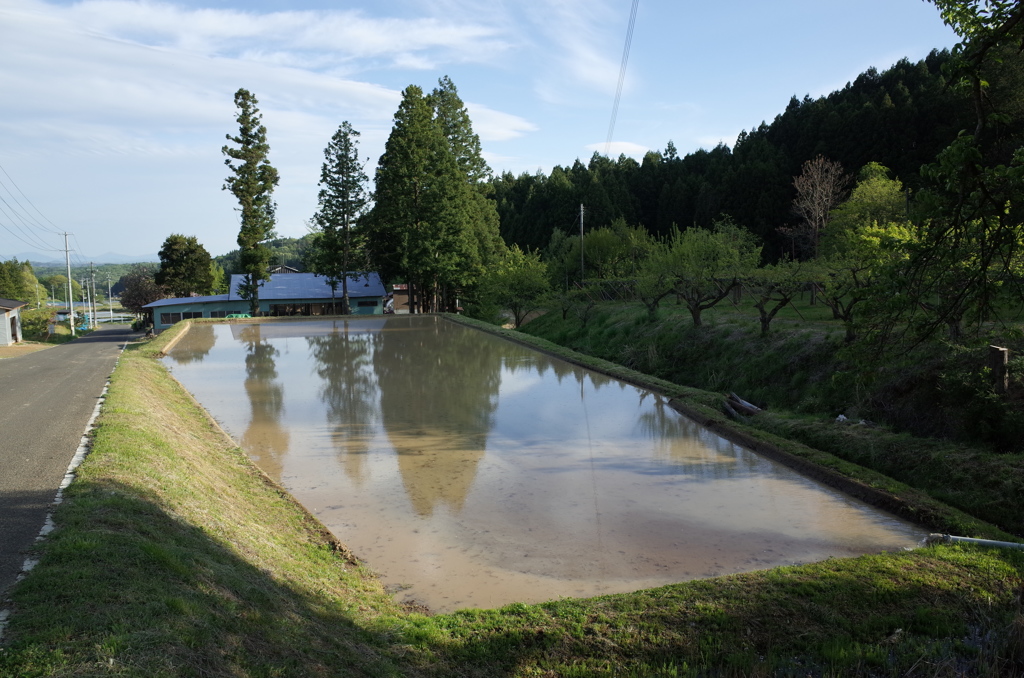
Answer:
(0, 342, 128, 643)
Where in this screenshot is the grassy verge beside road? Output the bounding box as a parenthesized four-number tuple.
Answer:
(0, 319, 1022, 676)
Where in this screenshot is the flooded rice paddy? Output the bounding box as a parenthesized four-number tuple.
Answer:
(164, 316, 927, 612)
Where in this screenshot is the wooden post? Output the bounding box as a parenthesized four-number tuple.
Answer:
(990, 345, 1009, 394)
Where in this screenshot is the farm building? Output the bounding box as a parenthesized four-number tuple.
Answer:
(0, 298, 27, 346)
(143, 272, 386, 331)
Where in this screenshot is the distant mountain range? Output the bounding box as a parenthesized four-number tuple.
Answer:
(5, 251, 159, 265)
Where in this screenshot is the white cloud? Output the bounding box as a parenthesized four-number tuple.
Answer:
(521, 0, 623, 103)
(53, 0, 511, 69)
(466, 103, 537, 142)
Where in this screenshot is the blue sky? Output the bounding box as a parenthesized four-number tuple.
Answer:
(0, 0, 959, 262)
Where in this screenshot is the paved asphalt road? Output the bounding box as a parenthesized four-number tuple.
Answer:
(0, 325, 138, 599)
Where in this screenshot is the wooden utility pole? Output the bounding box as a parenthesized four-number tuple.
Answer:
(579, 203, 585, 286)
(990, 345, 1010, 394)
(63, 233, 75, 336)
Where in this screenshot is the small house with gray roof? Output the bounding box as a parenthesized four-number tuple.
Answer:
(142, 272, 386, 331)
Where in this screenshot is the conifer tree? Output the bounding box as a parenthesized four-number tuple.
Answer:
(428, 76, 505, 297)
(222, 89, 279, 316)
(308, 121, 368, 315)
(365, 85, 473, 312)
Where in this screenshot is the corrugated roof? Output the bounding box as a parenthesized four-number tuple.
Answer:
(143, 294, 230, 309)
(142, 272, 385, 308)
(228, 272, 385, 301)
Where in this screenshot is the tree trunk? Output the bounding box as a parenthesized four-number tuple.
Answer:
(844, 321, 857, 343)
(688, 304, 702, 327)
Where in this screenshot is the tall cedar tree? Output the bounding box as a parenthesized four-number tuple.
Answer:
(429, 77, 506, 293)
(155, 234, 215, 298)
(222, 89, 279, 316)
(365, 85, 473, 312)
(308, 121, 368, 315)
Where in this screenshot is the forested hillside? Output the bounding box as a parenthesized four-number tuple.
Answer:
(213, 234, 314, 275)
(494, 47, 1024, 259)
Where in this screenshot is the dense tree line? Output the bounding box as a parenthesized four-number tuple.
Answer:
(0, 259, 42, 302)
(214, 235, 312, 276)
(493, 47, 1024, 260)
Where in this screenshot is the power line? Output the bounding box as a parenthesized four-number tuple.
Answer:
(0, 162, 63, 234)
(0, 160, 68, 255)
(70, 234, 90, 268)
(0, 201, 62, 252)
(604, 0, 640, 156)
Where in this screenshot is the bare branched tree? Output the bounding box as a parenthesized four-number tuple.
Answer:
(789, 156, 850, 259)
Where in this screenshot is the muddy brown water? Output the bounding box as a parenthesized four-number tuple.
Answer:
(163, 316, 927, 612)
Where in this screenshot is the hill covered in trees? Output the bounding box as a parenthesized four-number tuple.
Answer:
(493, 46, 1024, 260)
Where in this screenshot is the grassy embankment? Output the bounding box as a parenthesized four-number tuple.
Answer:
(0, 318, 1022, 676)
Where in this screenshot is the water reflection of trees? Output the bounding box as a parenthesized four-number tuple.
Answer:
(502, 346, 617, 392)
(373, 316, 502, 516)
(306, 320, 379, 485)
(238, 325, 290, 481)
(637, 394, 745, 481)
(167, 323, 216, 364)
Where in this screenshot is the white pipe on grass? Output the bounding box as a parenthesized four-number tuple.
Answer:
(925, 533, 1024, 550)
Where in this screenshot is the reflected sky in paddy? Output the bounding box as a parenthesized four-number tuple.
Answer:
(164, 316, 927, 612)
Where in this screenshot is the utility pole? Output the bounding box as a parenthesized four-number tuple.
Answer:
(579, 203, 585, 287)
(90, 263, 97, 328)
(107, 276, 113, 323)
(62, 233, 75, 336)
(81, 278, 93, 329)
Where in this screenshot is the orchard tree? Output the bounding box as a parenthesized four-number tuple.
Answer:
(826, 162, 906, 238)
(871, 1, 1024, 346)
(155, 234, 215, 297)
(663, 219, 761, 327)
(743, 259, 809, 337)
(634, 241, 675, 320)
(222, 88, 279, 316)
(818, 164, 912, 341)
(308, 121, 369, 315)
(484, 245, 550, 328)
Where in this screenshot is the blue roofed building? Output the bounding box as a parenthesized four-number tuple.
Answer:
(142, 272, 386, 331)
